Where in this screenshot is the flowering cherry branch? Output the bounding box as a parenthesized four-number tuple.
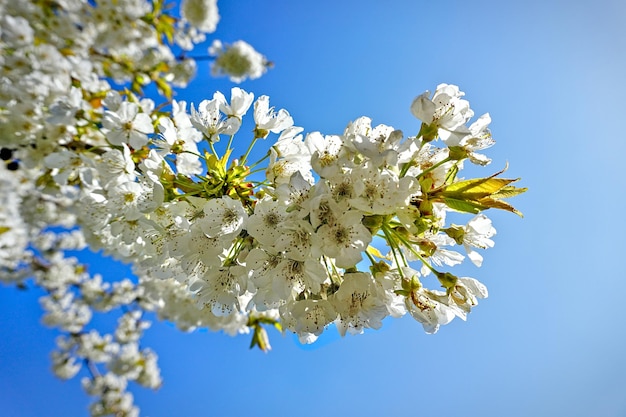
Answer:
(0, 0, 525, 416)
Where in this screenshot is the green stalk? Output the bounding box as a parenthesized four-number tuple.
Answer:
(208, 140, 219, 158)
(391, 230, 439, 275)
(381, 224, 407, 277)
(225, 134, 235, 155)
(240, 137, 259, 166)
(248, 150, 271, 170)
(248, 167, 268, 177)
(416, 156, 451, 180)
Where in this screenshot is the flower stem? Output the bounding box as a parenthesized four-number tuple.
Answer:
(225, 134, 235, 155)
(240, 137, 259, 166)
(208, 141, 219, 158)
(248, 150, 270, 170)
(416, 156, 451, 180)
(391, 231, 439, 275)
(381, 224, 407, 274)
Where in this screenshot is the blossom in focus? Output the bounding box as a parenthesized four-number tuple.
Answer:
(410, 83, 473, 143)
(448, 276, 489, 315)
(330, 272, 388, 336)
(315, 210, 372, 268)
(102, 102, 154, 149)
(189, 96, 240, 142)
(406, 287, 457, 334)
(215, 87, 255, 120)
(154, 117, 202, 176)
(200, 196, 248, 239)
(462, 214, 496, 267)
(282, 299, 337, 344)
(253, 95, 294, 137)
(457, 113, 496, 166)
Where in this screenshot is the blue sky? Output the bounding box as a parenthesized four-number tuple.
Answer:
(2, 0, 626, 416)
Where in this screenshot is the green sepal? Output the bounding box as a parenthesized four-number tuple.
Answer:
(206, 153, 227, 178)
(254, 128, 270, 139)
(443, 225, 465, 245)
(400, 274, 422, 293)
(436, 271, 458, 290)
(247, 316, 282, 352)
(249, 325, 271, 352)
(419, 176, 434, 193)
(366, 246, 385, 260)
(418, 122, 439, 142)
(448, 146, 468, 161)
(362, 215, 385, 234)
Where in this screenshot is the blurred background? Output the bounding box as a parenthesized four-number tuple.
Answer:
(1, 0, 625, 416)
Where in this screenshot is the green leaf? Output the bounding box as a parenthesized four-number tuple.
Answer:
(442, 177, 519, 199)
(444, 163, 459, 186)
(477, 197, 525, 217)
(440, 197, 486, 214)
(0, 226, 10, 235)
(431, 164, 527, 217)
(491, 185, 529, 199)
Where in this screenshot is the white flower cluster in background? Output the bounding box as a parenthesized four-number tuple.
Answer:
(0, 1, 525, 416)
(209, 40, 271, 83)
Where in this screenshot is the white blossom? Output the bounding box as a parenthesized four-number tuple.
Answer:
(217, 87, 255, 120)
(200, 196, 248, 239)
(190, 96, 239, 142)
(281, 299, 337, 344)
(463, 214, 497, 267)
(102, 102, 154, 149)
(253, 95, 294, 136)
(181, 0, 220, 33)
(246, 197, 287, 247)
(209, 40, 268, 83)
(315, 211, 372, 268)
(330, 272, 388, 336)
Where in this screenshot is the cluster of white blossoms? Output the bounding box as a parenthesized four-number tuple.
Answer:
(0, 0, 525, 416)
(208, 39, 271, 83)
